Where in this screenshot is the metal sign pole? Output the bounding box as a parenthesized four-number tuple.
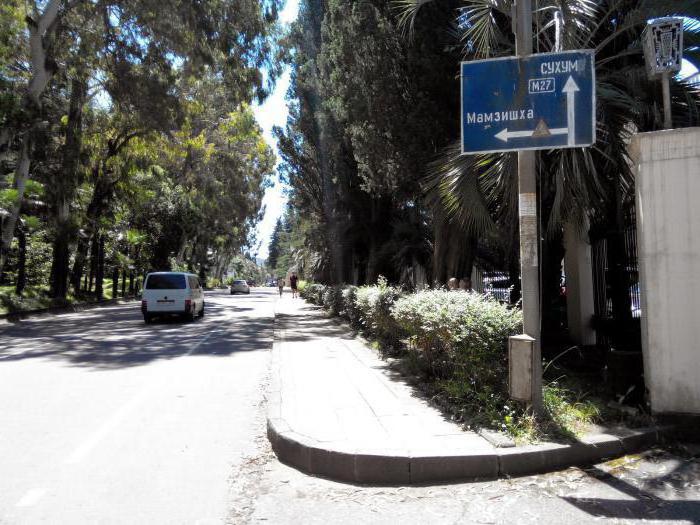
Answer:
(662, 72, 673, 129)
(514, 0, 543, 416)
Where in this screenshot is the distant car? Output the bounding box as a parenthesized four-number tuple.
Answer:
(141, 272, 204, 323)
(230, 279, 250, 295)
(266, 280, 276, 287)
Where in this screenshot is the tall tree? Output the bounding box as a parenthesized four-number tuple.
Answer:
(267, 218, 283, 271)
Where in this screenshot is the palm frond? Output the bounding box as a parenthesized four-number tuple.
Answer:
(423, 141, 497, 237)
(460, 0, 512, 58)
(392, 0, 437, 38)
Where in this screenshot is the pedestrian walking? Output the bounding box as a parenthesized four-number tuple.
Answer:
(290, 273, 298, 298)
(277, 277, 285, 297)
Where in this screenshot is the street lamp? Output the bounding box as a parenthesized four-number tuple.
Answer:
(643, 18, 684, 129)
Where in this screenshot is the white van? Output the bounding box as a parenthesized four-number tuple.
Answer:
(141, 272, 205, 323)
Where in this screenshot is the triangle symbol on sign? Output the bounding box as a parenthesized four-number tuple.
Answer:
(532, 119, 551, 138)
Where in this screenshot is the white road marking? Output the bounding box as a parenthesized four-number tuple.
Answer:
(64, 330, 215, 464)
(186, 332, 213, 356)
(64, 391, 147, 465)
(16, 488, 46, 507)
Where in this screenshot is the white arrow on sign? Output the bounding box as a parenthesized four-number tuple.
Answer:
(495, 126, 567, 142)
(494, 75, 580, 145)
(562, 75, 579, 146)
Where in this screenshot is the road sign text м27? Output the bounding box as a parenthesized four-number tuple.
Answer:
(461, 50, 596, 155)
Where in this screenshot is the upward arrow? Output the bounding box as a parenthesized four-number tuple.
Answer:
(563, 76, 580, 147)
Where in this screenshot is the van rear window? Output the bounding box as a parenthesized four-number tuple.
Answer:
(146, 274, 186, 290)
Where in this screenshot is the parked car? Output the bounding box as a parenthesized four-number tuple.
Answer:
(230, 279, 250, 295)
(141, 272, 205, 323)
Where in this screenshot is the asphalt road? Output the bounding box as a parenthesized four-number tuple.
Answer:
(2, 288, 699, 525)
(0, 288, 276, 524)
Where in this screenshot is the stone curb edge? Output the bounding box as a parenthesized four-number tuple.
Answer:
(267, 416, 667, 485)
(0, 297, 138, 323)
(268, 304, 669, 484)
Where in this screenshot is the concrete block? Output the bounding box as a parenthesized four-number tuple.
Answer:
(307, 447, 357, 482)
(614, 427, 659, 454)
(268, 426, 310, 473)
(498, 437, 624, 477)
(410, 453, 499, 483)
(353, 453, 410, 484)
(498, 443, 570, 477)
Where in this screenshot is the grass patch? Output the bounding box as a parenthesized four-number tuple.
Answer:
(0, 278, 130, 315)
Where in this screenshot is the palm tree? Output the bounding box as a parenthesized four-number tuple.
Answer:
(397, 0, 700, 331)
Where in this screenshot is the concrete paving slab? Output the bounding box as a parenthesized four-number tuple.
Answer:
(268, 297, 666, 484)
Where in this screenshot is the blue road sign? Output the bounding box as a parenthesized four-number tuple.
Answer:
(461, 50, 596, 155)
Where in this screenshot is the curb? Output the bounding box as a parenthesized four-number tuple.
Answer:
(0, 297, 138, 324)
(268, 302, 670, 485)
(267, 414, 665, 485)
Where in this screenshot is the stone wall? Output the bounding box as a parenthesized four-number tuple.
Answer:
(632, 127, 700, 414)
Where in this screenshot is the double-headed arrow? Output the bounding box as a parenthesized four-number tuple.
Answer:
(495, 76, 580, 144)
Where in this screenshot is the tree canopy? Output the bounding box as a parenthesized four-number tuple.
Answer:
(0, 0, 281, 305)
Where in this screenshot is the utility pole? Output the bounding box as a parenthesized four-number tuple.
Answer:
(514, 0, 543, 416)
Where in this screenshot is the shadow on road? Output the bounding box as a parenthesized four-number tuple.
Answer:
(0, 291, 274, 370)
(562, 457, 700, 522)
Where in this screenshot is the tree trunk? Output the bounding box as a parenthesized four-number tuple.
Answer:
(0, 137, 30, 275)
(15, 224, 26, 296)
(0, 0, 63, 276)
(121, 268, 127, 297)
(71, 129, 141, 290)
(52, 73, 87, 300)
(88, 234, 99, 292)
(95, 235, 105, 300)
(50, 199, 71, 299)
(112, 267, 118, 299)
(128, 271, 134, 295)
(432, 215, 477, 287)
(72, 233, 89, 293)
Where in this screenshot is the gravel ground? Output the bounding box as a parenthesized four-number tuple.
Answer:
(231, 411, 700, 525)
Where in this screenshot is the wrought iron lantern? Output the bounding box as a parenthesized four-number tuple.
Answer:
(643, 17, 684, 78)
(643, 18, 684, 128)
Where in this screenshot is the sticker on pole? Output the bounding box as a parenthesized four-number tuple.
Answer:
(461, 50, 596, 155)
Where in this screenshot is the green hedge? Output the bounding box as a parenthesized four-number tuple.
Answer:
(299, 279, 401, 341)
(392, 289, 522, 427)
(354, 277, 402, 342)
(297, 282, 599, 439)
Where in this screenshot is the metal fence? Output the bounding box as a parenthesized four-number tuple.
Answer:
(591, 228, 640, 320)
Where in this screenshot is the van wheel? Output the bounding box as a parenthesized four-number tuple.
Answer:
(144, 314, 153, 324)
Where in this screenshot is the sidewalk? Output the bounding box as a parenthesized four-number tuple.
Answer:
(267, 298, 664, 484)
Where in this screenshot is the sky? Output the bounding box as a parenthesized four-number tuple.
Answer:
(252, 0, 300, 261)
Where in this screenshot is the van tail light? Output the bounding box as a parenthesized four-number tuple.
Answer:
(141, 300, 147, 312)
(185, 299, 192, 312)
